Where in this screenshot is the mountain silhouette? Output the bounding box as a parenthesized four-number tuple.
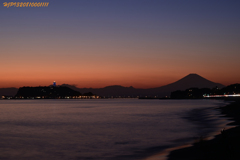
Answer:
(61, 84, 138, 97)
(151, 73, 224, 92)
(168, 73, 224, 89)
(61, 74, 225, 97)
(0, 74, 225, 98)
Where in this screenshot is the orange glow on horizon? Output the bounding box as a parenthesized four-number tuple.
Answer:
(1, 1, 240, 89)
(0, 71, 239, 89)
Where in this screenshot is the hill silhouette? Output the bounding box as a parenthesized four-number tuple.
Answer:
(0, 74, 225, 98)
(61, 74, 225, 97)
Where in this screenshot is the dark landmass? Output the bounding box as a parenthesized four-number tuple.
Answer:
(0, 74, 226, 98)
(167, 100, 240, 160)
(171, 84, 240, 99)
(220, 84, 240, 95)
(61, 73, 224, 97)
(15, 86, 82, 99)
(171, 88, 212, 99)
(0, 87, 18, 97)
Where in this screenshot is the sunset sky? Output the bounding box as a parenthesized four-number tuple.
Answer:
(1, 0, 240, 88)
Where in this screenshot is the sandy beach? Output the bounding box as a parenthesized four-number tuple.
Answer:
(165, 100, 240, 160)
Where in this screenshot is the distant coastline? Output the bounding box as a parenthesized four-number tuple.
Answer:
(1, 86, 98, 99)
(1, 84, 240, 100)
(0, 74, 239, 100)
(0, 73, 227, 98)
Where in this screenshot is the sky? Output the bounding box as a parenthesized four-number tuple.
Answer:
(1, 0, 240, 88)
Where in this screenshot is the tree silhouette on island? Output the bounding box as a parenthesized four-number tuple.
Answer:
(13, 86, 95, 99)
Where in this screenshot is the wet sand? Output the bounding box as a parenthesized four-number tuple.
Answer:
(143, 101, 233, 160)
(166, 100, 240, 160)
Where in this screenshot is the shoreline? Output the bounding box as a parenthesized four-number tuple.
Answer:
(164, 100, 240, 160)
(143, 100, 234, 160)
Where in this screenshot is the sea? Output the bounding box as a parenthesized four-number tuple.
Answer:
(0, 99, 231, 160)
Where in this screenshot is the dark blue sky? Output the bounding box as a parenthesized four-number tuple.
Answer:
(1, 0, 240, 88)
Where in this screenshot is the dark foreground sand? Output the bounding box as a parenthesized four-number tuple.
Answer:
(167, 100, 240, 160)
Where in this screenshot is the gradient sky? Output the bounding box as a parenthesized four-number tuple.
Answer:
(1, 0, 240, 88)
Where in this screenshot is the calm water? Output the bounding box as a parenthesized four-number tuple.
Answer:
(0, 99, 229, 160)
